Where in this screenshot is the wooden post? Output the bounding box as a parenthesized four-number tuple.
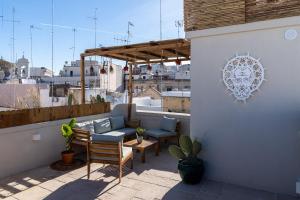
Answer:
(80, 55, 85, 104)
(128, 63, 133, 120)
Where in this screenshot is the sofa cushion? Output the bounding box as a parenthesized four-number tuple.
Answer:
(122, 146, 132, 159)
(160, 116, 177, 132)
(75, 120, 94, 134)
(146, 129, 176, 138)
(91, 131, 125, 142)
(114, 128, 136, 136)
(110, 116, 125, 130)
(93, 118, 111, 134)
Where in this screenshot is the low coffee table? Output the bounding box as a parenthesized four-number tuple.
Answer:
(124, 139, 159, 163)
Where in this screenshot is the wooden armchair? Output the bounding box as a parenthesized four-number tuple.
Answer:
(87, 139, 133, 183)
(72, 128, 90, 147)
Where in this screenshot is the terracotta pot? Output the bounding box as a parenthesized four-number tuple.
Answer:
(61, 150, 75, 165)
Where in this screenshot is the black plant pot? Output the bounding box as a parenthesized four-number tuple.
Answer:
(178, 159, 204, 184)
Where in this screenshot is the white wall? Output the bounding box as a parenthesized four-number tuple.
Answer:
(187, 16, 300, 195)
(0, 113, 110, 179)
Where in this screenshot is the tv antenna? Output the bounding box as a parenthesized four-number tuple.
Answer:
(69, 28, 77, 61)
(88, 8, 98, 49)
(29, 25, 42, 78)
(126, 21, 134, 45)
(175, 20, 183, 38)
(0, 3, 3, 28)
(4, 7, 20, 63)
(160, 0, 162, 40)
(113, 37, 128, 45)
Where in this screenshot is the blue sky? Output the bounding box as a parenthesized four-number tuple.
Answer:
(0, 0, 184, 74)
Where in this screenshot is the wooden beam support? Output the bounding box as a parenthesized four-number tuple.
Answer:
(164, 48, 190, 58)
(129, 57, 190, 65)
(80, 55, 85, 104)
(128, 63, 133, 120)
(139, 50, 168, 60)
(120, 53, 148, 62)
(85, 41, 189, 56)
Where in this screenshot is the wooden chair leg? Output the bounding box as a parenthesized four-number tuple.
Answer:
(119, 164, 122, 183)
(130, 155, 133, 169)
(87, 162, 90, 180)
(158, 138, 161, 152)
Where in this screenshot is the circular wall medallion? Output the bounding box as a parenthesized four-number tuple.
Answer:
(285, 29, 298, 40)
(222, 54, 264, 102)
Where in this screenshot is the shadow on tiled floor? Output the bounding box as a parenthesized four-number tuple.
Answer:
(0, 145, 299, 200)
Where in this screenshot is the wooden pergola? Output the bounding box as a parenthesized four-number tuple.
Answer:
(80, 38, 190, 119)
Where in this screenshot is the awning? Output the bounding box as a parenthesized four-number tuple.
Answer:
(82, 38, 190, 65)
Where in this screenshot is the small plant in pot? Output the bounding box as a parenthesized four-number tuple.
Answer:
(168, 135, 204, 184)
(60, 118, 76, 165)
(136, 127, 145, 144)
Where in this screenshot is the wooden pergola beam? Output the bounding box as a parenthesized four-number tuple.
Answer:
(164, 48, 190, 58)
(139, 50, 168, 60)
(119, 53, 149, 62)
(84, 39, 189, 56)
(130, 57, 190, 65)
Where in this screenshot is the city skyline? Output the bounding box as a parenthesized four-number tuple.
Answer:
(0, 0, 184, 74)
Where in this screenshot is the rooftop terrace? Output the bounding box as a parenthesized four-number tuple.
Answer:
(0, 147, 298, 200)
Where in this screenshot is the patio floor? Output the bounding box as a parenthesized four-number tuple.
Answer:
(0, 147, 299, 200)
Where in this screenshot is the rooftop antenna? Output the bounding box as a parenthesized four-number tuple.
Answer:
(160, 0, 162, 40)
(69, 28, 77, 61)
(127, 21, 134, 45)
(113, 36, 128, 45)
(89, 8, 98, 49)
(4, 7, 20, 64)
(29, 25, 42, 78)
(0, 1, 4, 28)
(51, 0, 54, 105)
(175, 20, 183, 38)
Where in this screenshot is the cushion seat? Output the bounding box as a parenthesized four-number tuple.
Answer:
(145, 129, 176, 138)
(113, 128, 136, 137)
(122, 146, 132, 159)
(91, 132, 125, 142)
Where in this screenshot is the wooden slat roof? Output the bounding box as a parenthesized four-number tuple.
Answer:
(82, 38, 190, 64)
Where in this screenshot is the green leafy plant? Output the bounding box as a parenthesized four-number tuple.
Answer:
(68, 93, 73, 106)
(96, 95, 102, 103)
(136, 127, 145, 136)
(61, 118, 76, 151)
(168, 135, 202, 164)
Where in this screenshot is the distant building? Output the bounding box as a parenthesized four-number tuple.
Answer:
(162, 91, 191, 113)
(60, 60, 100, 77)
(42, 60, 123, 92)
(125, 79, 190, 93)
(30, 67, 53, 79)
(0, 58, 13, 81)
(15, 55, 29, 78)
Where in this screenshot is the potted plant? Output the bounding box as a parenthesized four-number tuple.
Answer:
(60, 118, 76, 165)
(168, 135, 204, 184)
(136, 127, 145, 144)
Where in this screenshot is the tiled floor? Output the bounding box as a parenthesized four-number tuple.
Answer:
(0, 148, 299, 200)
